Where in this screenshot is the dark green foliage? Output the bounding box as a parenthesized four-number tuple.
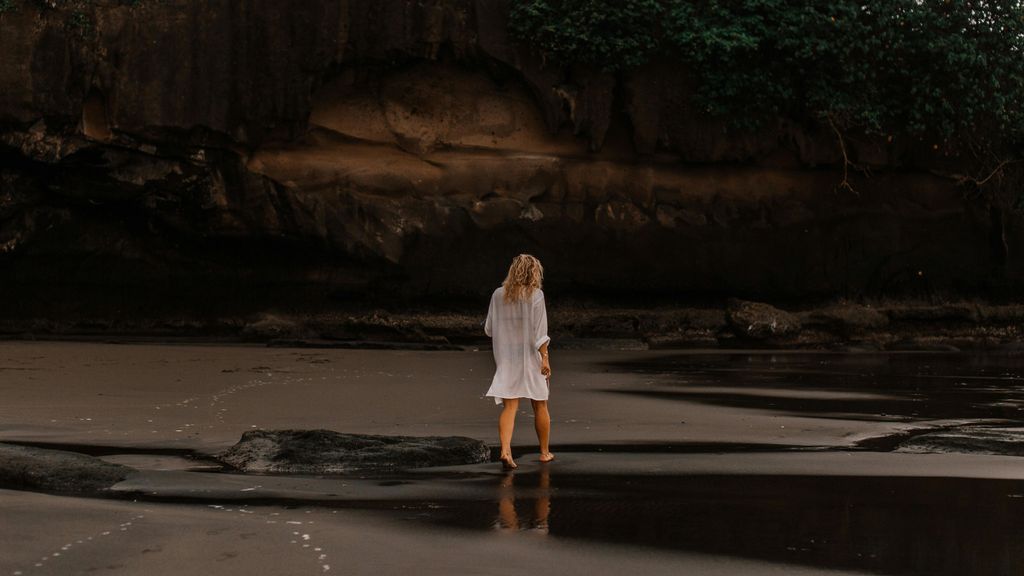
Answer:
(509, 0, 665, 70)
(510, 0, 1024, 143)
(0, 0, 15, 13)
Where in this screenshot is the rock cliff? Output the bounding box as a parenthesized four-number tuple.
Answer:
(0, 0, 1017, 325)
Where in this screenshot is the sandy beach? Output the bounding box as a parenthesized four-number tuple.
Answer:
(0, 342, 936, 451)
(2, 341, 1023, 575)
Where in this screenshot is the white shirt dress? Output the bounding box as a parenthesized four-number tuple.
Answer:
(484, 286, 551, 405)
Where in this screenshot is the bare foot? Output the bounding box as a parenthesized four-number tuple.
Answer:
(500, 454, 518, 470)
(539, 452, 555, 463)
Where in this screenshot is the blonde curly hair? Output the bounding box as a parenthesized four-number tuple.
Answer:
(502, 253, 544, 303)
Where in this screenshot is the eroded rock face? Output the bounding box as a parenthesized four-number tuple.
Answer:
(0, 0, 1017, 322)
(727, 299, 802, 340)
(898, 426, 1024, 457)
(217, 429, 491, 473)
(0, 443, 131, 494)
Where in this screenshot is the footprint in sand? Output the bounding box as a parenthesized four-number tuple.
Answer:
(18, 513, 146, 572)
(206, 505, 332, 574)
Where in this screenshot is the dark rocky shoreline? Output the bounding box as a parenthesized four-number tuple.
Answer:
(2, 298, 1023, 351)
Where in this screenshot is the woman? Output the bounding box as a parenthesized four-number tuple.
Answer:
(484, 253, 553, 470)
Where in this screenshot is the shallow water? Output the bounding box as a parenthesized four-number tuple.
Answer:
(378, 352, 1024, 576)
(600, 352, 1024, 422)
(386, 469, 1024, 576)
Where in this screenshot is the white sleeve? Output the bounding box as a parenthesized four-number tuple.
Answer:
(484, 291, 495, 337)
(533, 292, 550, 350)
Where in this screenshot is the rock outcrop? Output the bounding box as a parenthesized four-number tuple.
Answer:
(0, 443, 131, 494)
(217, 429, 491, 473)
(898, 425, 1024, 457)
(0, 0, 1018, 324)
(727, 299, 802, 340)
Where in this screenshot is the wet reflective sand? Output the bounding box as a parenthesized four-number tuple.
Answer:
(1, 343, 1023, 575)
(407, 468, 1024, 576)
(602, 352, 1024, 421)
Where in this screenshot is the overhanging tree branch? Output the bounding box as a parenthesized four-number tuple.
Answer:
(826, 113, 858, 195)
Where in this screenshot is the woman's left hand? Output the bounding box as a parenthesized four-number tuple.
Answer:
(540, 357, 551, 378)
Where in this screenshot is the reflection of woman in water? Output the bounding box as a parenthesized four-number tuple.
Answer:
(495, 467, 551, 533)
(484, 254, 553, 470)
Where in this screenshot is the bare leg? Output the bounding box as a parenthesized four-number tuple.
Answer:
(499, 398, 519, 468)
(534, 465, 550, 532)
(496, 472, 519, 530)
(531, 399, 554, 462)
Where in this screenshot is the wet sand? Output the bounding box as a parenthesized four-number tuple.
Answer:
(1, 488, 873, 576)
(0, 342, 933, 452)
(2, 342, 1023, 575)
